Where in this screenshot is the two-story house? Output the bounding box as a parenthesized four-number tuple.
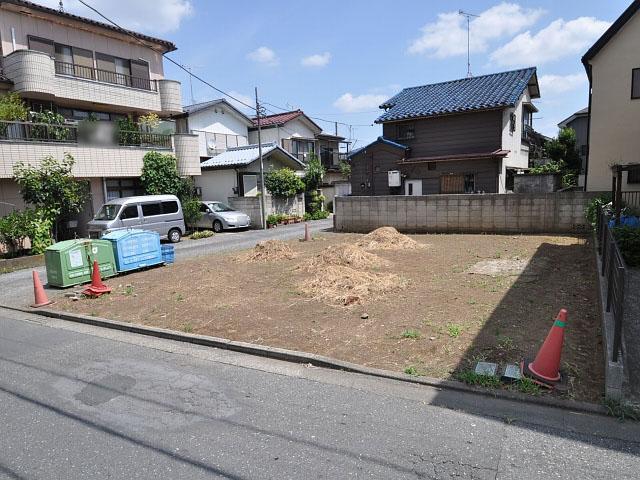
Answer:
(348, 68, 540, 196)
(582, 0, 640, 201)
(0, 0, 199, 232)
(248, 109, 352, 203)
(558, 107, 589, 187)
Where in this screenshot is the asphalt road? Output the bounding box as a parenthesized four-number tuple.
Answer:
(1, 308, 639, 479)
(0, 219, 333, 308)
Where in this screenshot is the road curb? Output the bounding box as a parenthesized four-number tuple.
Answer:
(1, 303, 608, 416)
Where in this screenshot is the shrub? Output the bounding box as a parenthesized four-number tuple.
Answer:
(266, 214, 279, 226)
(612, 226, 640, 267)
(0, 208, 53, 255)
(303, 210, 329, 221)
(307, 190, 325, 214)
(338, 160, 351, 177)
(0, 92, 28, 122)
(303, 154, 325, 191)
(182, 197, 202, 230)
(30, 110, 71, 141)
(116, 116, 141, 145)
(264, 168, 305, 198)
(190, 230, 214, 240)
(528, 160, 565, 175)
(585, 193, 613, 226)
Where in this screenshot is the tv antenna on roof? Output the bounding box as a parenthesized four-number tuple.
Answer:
(59, 1, 64, 12)
(459, 10, 479, 78)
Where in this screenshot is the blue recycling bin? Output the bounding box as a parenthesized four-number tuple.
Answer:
(102, 229, 164, 273)
(161, 244, 175, 264)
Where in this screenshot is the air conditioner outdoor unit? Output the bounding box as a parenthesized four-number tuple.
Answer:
(388, 170, 401, 187)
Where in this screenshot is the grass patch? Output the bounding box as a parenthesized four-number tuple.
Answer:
(404, 366, 419, 376)
(455, 370, 501, 388)
(182, 323, 194, 333)
(190, 230, 214, 240)
(512, 377, 541, 395)
(401, 329, 421, 339)
(447, 324, 462, 338)
(604, 398, 640, 422)
(123, 285, 134, 296)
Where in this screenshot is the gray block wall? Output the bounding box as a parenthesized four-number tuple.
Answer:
(334, 192, 601, 234)
(228, 194, 305, 229)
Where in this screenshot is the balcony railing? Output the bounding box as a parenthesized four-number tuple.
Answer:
(54, 60, 157, 92)
(522, 124, 534, 142)
(0, 120, 171, 149)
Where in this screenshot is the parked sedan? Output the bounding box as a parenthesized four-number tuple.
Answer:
(196, 201, 251, 232)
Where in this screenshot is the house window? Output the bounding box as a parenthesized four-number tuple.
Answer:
(632, 68, 640, 99)
(464, 174, 475, 193)
(292, 139, 315, 158)
(397, 123, 415, 140)
(28, 36, 54, 55)
(629, 166, 640, 184)
(509, 112, 517, 133)
(105, 178, 144, 200)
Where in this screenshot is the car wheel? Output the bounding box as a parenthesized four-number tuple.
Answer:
(213, 220, 223, 233)
(168, 228, 182, 243)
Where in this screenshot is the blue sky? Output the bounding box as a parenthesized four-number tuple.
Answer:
(44, 1, 631, 148)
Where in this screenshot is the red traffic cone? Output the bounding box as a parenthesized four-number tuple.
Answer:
(303, 222, 311, 242)
(31, 270, 52, 308)
(526, 309, 568, 383)
(82, 260, 111, 296)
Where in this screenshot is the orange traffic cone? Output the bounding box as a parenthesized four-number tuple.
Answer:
(31, 270, 52, 308)
(526, 309, 568, 383)
(82, 261, 111, 296)
(303, 222, 311, 242)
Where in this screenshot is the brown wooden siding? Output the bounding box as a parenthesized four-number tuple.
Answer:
(382, 110, 502, 158)
(401, 158, 500, 194)
(350, 143, 406, 196)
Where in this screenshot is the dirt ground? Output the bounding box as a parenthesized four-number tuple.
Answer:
(55, 231, 604, 402)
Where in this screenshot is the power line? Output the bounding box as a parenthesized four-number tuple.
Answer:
(261, 102, 373, 128)
(76, 0, 255, 111)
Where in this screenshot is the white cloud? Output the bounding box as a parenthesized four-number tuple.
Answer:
(37, 0, 193, 34)
(301, 52, 332, 67)
(490, 17, 611, 66)
(226, 91, 254, 112)
(538, 73, 588, 95)
(408, 3, 545, 58)
(247, 46, 279, 66)
(333, 93, 388, 113)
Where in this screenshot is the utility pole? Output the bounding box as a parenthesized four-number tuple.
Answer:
(459, 10, 479, 78)
(255, 87, 267, 230)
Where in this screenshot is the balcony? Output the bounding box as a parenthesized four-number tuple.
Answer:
(0, 120, 172, 149)
(54, 61, 157, 92)
(522, 124, 534, 142)
(2, 50, 182, 115)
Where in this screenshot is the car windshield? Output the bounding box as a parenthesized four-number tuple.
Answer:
(209, 202, 235, 213)
(94, 204, 121, 221)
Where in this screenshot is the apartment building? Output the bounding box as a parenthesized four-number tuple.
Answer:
(0, 0, 199, 231)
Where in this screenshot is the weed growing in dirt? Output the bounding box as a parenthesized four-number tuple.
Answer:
(513, 377, 541, 395)
(604, 399, 640, 422)
(401, 329, 421, 339)
(447, 324, 462, 338)
(496, 335, 514, 352)
(404, 366, 419, 376)
(455, 370, 501, 388)
(123, 285, 134, 296)
(176, 293, 184, 302)
(182, 323, 194, 333)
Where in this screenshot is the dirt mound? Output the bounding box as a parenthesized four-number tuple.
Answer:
(299, 265, 405, 306)
(301, 244, 390, 271)
(356, 227, 423, 250)
(239, 240, 297, 262)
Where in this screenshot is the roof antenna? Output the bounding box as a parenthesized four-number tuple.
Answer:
(459, 10, 479, 78)
(59, 1, 64, 12)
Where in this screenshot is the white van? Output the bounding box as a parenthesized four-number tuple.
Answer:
(87, 195, 185, 243)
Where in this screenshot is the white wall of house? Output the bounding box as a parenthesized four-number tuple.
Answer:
(188, 105, 251, 157)
(586, 9, 640, 192)
(195, 169, 238, 202)
(248, 117, 320, 145)
(498, 89, 532, 192)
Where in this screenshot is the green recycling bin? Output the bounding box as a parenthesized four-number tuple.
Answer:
(45, 239, 117, 288)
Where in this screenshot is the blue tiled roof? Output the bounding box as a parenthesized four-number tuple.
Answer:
(376, 67, 538, 123)
(347, 137, 408, 158)
(200, 142, 305, 169)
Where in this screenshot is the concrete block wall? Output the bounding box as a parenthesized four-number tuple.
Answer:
(228, 194, 305, 229)
(173, 134, 201, 176)
(335, 192, 601, 234)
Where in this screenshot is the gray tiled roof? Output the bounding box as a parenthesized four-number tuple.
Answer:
(200, 143, 304, 169)
(376, 67, 538, 123)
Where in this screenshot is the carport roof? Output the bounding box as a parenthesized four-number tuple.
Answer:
(200, 142, 305, 169)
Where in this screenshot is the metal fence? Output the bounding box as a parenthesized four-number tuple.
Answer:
(596, 208, 627, 362)
(622, 191, 640, 208)
(0, 120, 171, 149)
(54, 60, 157, 92)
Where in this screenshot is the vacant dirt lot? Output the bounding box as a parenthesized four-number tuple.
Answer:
(55, 231, 603, 402)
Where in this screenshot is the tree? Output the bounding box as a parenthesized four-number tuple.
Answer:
(0, 92, 28, 122)
(13, 154, 88, 240)
(303, 153, 325, 191)
(546, 127, 581, 172)
(264, 168, 305, 198)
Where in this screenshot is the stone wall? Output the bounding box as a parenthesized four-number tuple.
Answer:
(228, 194, 305, 228)
(334, 192, 601, 234)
